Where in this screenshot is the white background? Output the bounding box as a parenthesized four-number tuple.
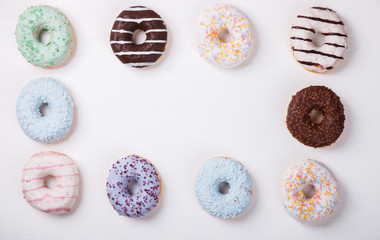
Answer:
(0, 0, 379, 239)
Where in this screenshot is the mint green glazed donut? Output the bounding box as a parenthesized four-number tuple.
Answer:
(15, 5, 73, 68)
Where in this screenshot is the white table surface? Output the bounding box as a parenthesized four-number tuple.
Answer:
(1, 0, 379, 239)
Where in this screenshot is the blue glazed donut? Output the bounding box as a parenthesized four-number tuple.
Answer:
(106, 155, 161, 218)
(16, 78, 74, 143)
(195, 157, 253, 219)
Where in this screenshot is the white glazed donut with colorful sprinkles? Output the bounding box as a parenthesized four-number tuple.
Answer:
(282, 159, 340, 223)
(106, 155, 161, 218)
(198, 4, 253, 68)
(21, 151, 80, 214)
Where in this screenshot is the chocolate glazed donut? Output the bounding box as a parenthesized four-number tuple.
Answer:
(286, 86, 345, 148)
(110, 6, 167, 68)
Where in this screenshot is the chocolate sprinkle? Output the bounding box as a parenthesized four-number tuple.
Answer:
(286, 86, 345, 148)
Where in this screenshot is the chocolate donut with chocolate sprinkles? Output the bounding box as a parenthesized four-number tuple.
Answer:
(110, 6, 167, 68)
(286, 86, 345, 148)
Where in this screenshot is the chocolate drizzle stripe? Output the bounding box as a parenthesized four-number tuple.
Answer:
(297, 15, 344, 25)
(290, 37, 312, 42)
(322, 32, 348, 37)
(115, 17, 163, 23)
(290, 37, 346, 48)
(312, 7, 335, 12)
(292, 48, 344, 59)
(297, 60, 323, 67)
(112, 29, 134, 34)
(326, 66, 334, 70)
(291, 26, 315, 33)
(324, 42, 346, 48)
(115, 51, 163, 55)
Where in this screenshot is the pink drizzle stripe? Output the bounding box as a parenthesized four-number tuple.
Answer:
(22, 185, 46, 193)
(23, 163, 76, 171)
(55, 184, 78, 188)
(27, 193, 78, 203)
(22, 173, 79, 182)
(22, 184, 78, 193)
(43, 207, 71, 213)
(31, 151, 58, 158)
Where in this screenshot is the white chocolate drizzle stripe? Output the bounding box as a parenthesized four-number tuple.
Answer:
(125, 62, 154, 67)
(110, 41, 133, 44)
(124, 7, 150, 11)
(112, 29, 134, 34)
(115, 18, 163, 24)
(111, 29, 167, 34)
(145, 29, 167, 33)
(111, 40, 166, 44)
(115, 51, 163, 55)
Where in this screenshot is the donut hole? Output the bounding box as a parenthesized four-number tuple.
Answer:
(127, 179, 140, 195)
(302, 184, 316, 199)
(38, 28, 52, 46)
(132, 29, 147, 45)
(219, 29, 231, 43)
(310, 109, 323, 124)
(312, 32, 325, 47)
(39, 103, 50, 117)
(218, 181, 230, 194)
(44, 175, 57, 189)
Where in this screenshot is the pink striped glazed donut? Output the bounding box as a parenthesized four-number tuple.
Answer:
(21, 151, 80, 214)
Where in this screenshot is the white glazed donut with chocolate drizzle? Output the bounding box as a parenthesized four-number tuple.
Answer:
(290, 7, 348, 73)
(110, 6, 167, 68)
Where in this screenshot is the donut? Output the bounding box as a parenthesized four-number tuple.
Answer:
(282, 159, 340, 223)
(198, 4, 253, 68)
(195, 157, 253, 219)
(106, 155, 161, 217)
(15, 5, 73, 68)
(290, 7, 348, 73)
(110, 6, 168, 68)
(286, 86, 345, 148)
(16, 78, 74, 143)
(22, 151, 80, 214)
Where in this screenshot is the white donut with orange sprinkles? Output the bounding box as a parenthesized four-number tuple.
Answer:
(282, 159, 340, 223)
(198, 4, 253, 68)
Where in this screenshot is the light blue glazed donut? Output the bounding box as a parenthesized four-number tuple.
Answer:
(195, 157, 253, 219)
(16, 78, 74, 143)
